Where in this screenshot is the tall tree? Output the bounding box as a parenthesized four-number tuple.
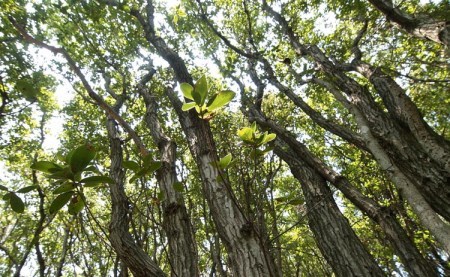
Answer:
(1, 0, 448, 276)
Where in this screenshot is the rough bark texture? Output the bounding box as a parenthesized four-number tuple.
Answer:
(165, 89, 277, 276)
(367, 0, 450, 46)
(247, 106, 437, 276)
(261, 2, 450, 254)
(106, 118, 166, 277)
(140, 85, 199, 277)
(275, 146, 384, 277)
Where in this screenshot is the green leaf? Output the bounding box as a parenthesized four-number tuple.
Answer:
(49, 191, 74, 214)
(80, 175, 115, 185)
(251, 122, 257, 132)
(173, 182, 184, 192)
(3, 192, 11, 200)
(142, 154, 154, 168)
(194, 76, 208, 105)
(206, 90, 235, 111)
(83, 166, 100, 174)
(31, 161, 63, 173)
(53, 183, 75, 194)
(17, 185, 39, 193)
(182, 102, 197, 111)
(0, 185, 8, 191)
(47, 167, 73, 180)
(218, 153, 232, 169)
(123, 160, 140, 172)
(180, 83, 194, 100)
(70, 144, 96, 174)
(15, 78, 38, 101)
(9, 192, 25, 213)
(237, 127, 254, 144)
(263, 133, 276, 144)
(68, 194, 85, 215)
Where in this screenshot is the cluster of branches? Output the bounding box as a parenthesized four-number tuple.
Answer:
(2, 0, 449, 276)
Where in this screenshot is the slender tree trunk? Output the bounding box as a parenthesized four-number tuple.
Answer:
(166, 102, 277, 276)
(261, 1, 450, 227)
(106, 117, 166, 277)
(140, 82, 199, 277)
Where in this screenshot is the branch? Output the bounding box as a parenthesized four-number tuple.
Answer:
(9, 16, 148, 156)
(367, 0, 450, 46)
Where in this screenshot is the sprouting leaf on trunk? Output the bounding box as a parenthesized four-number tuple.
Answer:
(218, 153, 232, 169)
(206, 90, 235, 111)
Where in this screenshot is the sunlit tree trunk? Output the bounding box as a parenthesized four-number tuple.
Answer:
(139, 80, 199, 277)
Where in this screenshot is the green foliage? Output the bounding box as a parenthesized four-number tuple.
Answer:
(126, 156, 162, 183)
(31, 144, 112, 215)
(237, 122, 276, 158)
(181, 76, 236, 120)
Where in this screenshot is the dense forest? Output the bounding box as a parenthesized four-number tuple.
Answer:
(1, 0, 449, 276)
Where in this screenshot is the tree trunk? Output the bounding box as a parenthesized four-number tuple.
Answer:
(367, 0, 450, 46)
(140, 84, 199, 277)
(247, 106, 438, 276)
(106, 117, 166, 277)
(168, 102, 277, 276)
(275, 146, 385, 277)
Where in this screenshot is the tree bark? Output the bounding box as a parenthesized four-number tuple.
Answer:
(106, 117, 166, 277)
(140, 82, 199, 277)
(165, 88, 278, 276)
(247, 106, 438, 276)
(367, 0, 450, 46)
(274, 146, 385, 277)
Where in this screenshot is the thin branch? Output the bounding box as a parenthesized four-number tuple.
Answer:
(9, 16, 148, 156)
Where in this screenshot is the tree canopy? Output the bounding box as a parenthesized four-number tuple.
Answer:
(1, 0, 449, 276)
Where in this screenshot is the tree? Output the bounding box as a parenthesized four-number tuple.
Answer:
(1, 0, 449, 276)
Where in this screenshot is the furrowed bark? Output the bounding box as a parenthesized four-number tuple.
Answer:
(367, 0, 450, 46)
(247, 106, 438, 276)
(274, 145, 385, 277)
(106, 117, 166, 277)
(262, 1, 450, 226)
(165, 88, 277, 276)
(98, 0, 279, 274)
(139, 80, 199, 277)
(355, 62, 450, 173)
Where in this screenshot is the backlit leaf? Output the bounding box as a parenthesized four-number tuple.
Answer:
(207, 90, 235, 111)
(68, 194, 85, 215)
(53, 183, 75, 194)
(182, 102, 197, 111)
(17, 185, 39, 193)
(180, 83, 194, 100)
(31, 161, 63, 173)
